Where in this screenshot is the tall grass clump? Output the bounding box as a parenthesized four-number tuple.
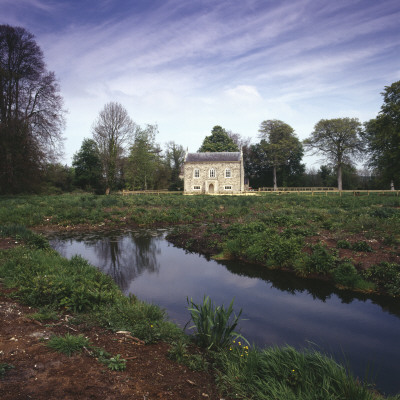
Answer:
(187, 296, 247, 350)
(47, 333, 90, 356)
(217, 345, 381, 400)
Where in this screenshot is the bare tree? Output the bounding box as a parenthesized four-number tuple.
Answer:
(227, 130, 251, 150)
(0, 24, 65, 193)
(92, 102, 136, 192)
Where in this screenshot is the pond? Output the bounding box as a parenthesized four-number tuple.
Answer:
(49, 229, 400, 396)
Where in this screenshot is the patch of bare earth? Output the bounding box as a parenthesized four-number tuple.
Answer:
(0, 288, 228, 400)
(0, 238, 19, 251)
(305, 230, 400, 270)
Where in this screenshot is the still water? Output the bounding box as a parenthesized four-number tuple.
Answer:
(49, 229, 400, 395)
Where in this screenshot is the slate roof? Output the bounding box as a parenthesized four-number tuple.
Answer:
(185, 152, 241, 162)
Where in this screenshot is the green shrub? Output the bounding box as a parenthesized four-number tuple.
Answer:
(363, 262, 400, 297)
(371, 207, 397, 219)
(102, 354, 126, 371)
(352, 241, 373, 252)
(266, 236, 303, 268)
(187, 296, 247, 350)
(337, 240, 352, 249)
(303, 244, 338, 275)
(332, 262, 359, 287)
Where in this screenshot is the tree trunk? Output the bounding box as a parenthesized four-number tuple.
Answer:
(273, 166, 278, 191)
(391, 180, 395, 191)
(337, 164, 342, 191)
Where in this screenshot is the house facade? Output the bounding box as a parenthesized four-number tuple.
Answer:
(183, 151, 245, 194)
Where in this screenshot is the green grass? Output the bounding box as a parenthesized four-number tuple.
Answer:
(216, 345, 399, 400)
(47, 334, 127, 370)
(47, 333, 90, 356)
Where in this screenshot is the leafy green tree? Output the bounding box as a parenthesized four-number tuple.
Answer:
(258, 120, 303, 190)
(42, 163, 74, 193)
(244, 140, 304, 189)
(126, 125, 161, 190)
(363, 81, 400, 189)
(304, 118, 363, 190)
(92, 102, 135, 192)
(198, 126, 239, 152)
(0, 25, 65, 194)
(72, 138, 103, 191)
(165, 141, 185, 191)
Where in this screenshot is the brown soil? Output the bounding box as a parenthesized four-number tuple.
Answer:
(304, 230, 400, 270)
(0, 287, 229, 400)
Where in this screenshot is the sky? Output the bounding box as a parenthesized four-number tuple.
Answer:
(1, 0, 400, 168)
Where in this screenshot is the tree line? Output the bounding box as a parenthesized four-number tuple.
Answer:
(1, 24, 399, 194)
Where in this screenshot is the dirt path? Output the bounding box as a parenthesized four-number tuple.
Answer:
(0, 287, 228, 400)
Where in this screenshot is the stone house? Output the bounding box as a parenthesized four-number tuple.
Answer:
(183, 151, 245, 194)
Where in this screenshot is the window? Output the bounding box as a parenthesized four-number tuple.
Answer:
(194, 169, 200, 178)
(193, 185, 201, 190)
(224, 185, 232, 190)
(225, 168, 231, 178)
(209, 168, 216, 178)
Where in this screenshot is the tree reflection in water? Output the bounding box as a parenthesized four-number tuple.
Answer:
(49, 230, 161, 292)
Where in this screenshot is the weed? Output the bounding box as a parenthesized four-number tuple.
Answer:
(187, 296, 247, 350)
(167, 340, 208, 371)
(29, 306, 59, 322)
(352, 241, 373, 252)
(47, 333, 90, 356)
(337, 239, 352, 249)
(304, 244, 338, 275)
(103, 354, 126, 371)
(0, 363, 14, 378)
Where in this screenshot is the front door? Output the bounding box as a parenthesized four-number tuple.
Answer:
(209, 183, 214, 194)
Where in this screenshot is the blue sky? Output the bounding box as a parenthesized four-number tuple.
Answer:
(2, 0, 400, 167)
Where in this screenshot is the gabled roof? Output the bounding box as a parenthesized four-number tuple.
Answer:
(185, 152, 241, 162)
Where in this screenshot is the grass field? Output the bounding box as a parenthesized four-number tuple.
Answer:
(1, 192, 399, 296)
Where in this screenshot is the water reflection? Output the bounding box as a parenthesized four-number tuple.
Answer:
(222, 261, 400, 318)
(50, 230, 160, 291)
(48, 229, 400, 395)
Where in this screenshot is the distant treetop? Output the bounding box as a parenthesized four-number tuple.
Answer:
(198, 126, 240, 152)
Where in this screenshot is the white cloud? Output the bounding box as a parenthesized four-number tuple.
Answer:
(2, 0, 399, 163)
